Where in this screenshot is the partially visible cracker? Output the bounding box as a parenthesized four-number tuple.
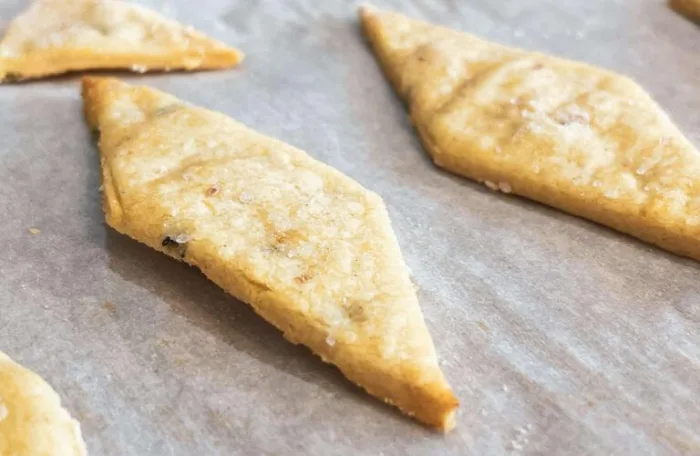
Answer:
(361, 5, 700, 262)
(0, 0, 242, 82)
(82, 76, 459, 431)
(0, 350, 86, 455)
(670, 0, 700, 21)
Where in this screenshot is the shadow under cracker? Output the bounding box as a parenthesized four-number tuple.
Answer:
(103, 229, 425, 429)
(1, 67, 229, 86)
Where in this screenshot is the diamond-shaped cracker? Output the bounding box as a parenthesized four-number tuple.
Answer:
(0, 0, 242, 82)
(82, 76, 459, 430)
(361, 5, 700, 262)
(670, 0, 700, 21)
(0, 350, 86, 455)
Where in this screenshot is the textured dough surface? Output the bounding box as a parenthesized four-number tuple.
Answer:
(0, 0, 242, 82)
(361, 5, 700, 262)
(82, 76, 458, 430)
(0, 351, 86, 456)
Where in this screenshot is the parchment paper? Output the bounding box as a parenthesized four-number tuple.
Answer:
(1, 0, 699, 454)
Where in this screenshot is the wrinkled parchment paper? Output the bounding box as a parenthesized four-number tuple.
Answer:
(1, 0, 699, 454)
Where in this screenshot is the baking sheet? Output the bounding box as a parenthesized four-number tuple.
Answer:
(1, 0, 700, 454)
